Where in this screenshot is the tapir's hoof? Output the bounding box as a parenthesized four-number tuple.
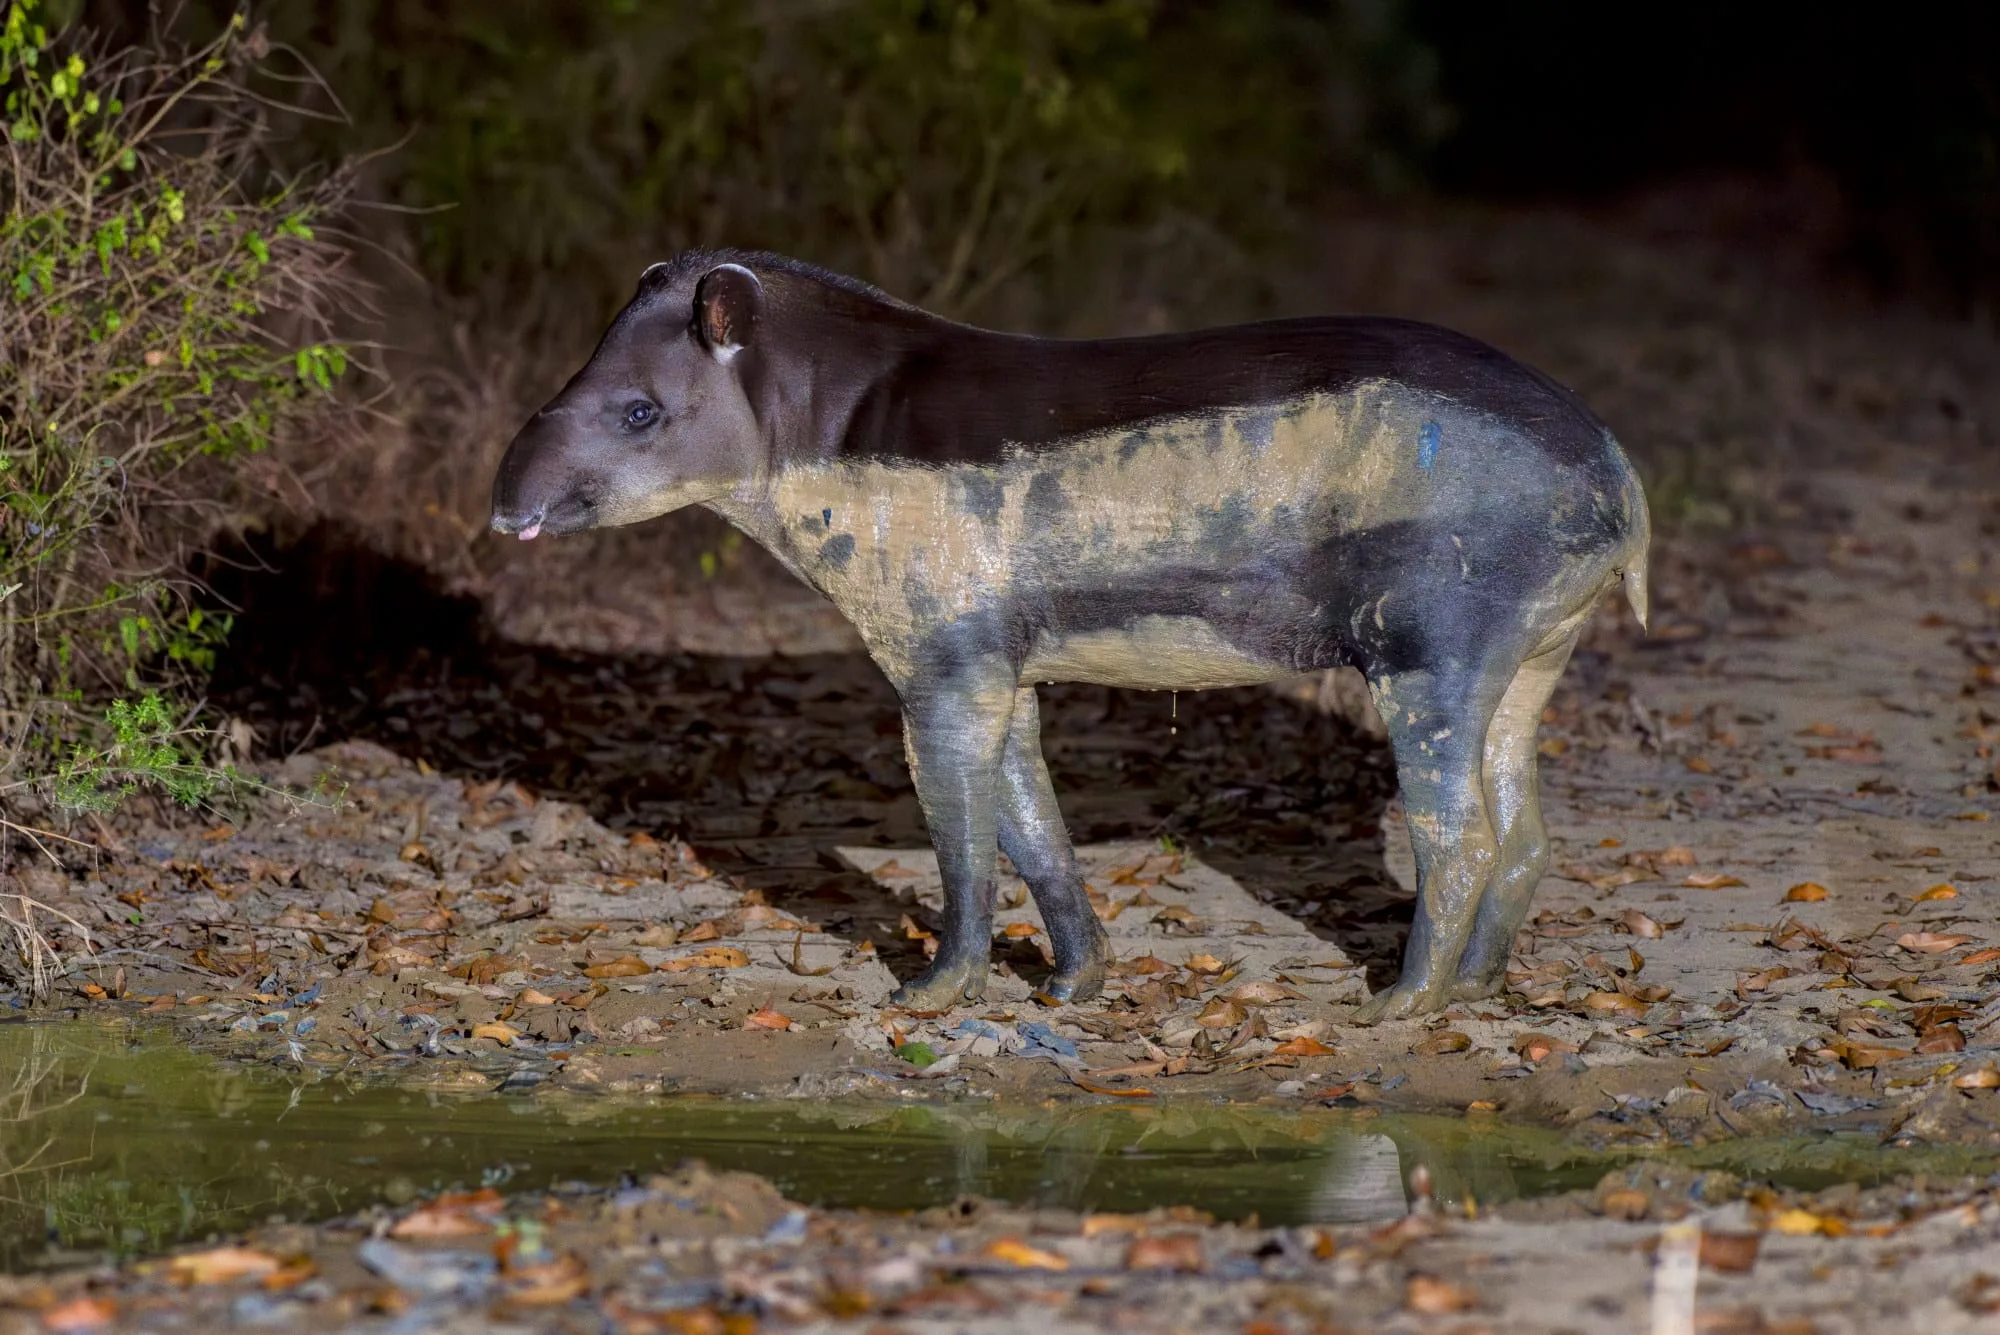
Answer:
(889, 957, 989, 1011)
(1035, 928, 1110, 1004)
(1447, 970, 1508, 1003)
(1350, 979, 1450, 1025)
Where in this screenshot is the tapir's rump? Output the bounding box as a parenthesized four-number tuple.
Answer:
(491, 249, 1650, 1020)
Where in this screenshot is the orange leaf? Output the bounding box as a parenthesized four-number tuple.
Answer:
(1183, 953, 1227, 974)
(506, 1253, 591, 1305)
(1620, 908, 1666, 938)
(1405, 1274, 1478, 1314)
(657, 946, 751, 972)
(41, 1296, 117, 1331)
(582, 955, 651, 979)
(1125, 1233, 1205, 1272)
(745, 1007, 793, 1031)
(1896, 932, 1975, 954)
(471, 1021, 521, 1046)
(1583, 991, 1651, 1017)
(1915, 884, 1959, 901)
(1413, 1030, 1471, 1055)
(1684, 872, 1745, 889)
(1272, 1036, 1335, 1057)
(1960, 947, 2000, 966)
(984, 1237, 1069, 1270)
(1001, 921, 1040, 938)
(171, 1246, 281, 1285)
(1784, 882, 1829, 902)
(391, 1189, 504, 1239)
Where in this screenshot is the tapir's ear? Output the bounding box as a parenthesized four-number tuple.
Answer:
(692, 263, 763, 362)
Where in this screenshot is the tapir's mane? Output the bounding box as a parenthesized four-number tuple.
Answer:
(632, 248, 921, 315)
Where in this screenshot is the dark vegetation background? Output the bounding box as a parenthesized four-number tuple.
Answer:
(5, 0, 1997, 800)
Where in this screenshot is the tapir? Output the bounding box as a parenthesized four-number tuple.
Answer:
(490, 250, 1650, 1021)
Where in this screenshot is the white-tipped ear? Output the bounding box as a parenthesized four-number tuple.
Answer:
(640, 260, 672, 284)
(693, 263, 764, 363)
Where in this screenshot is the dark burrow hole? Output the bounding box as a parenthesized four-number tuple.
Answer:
(202, 525, 1411, 987)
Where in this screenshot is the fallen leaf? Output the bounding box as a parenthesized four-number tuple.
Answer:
(171, 1246, 281, 1285)
(1918, 1024, 1966, 1054)
(1784, 882, 1830, 902)
(471, 1021, 522, 1046)
(1512, 1032, 1578, 1062)
(746, 1007, 793, 1031)
(1599, 1188, 1650, 1220)
(871, 858, 921, 879)
(1116, 954, 1176, 976)
(1684, 755, 1715, 774)
(1413, 1030, 1471, 1056)
(1001, 921, 1040, 938)
(1770, 1208, 1836, 1237)
(1404, 1274, 1478, 1314)
(1226, 980, 1295, 1005)
(895, 1041, 938, 1068)
(1684, 872, 1746, 889)
(1620, 908, 1666, 938)
(1124, 1233, 1205, 1272)
(657, 946, 752, 972)
(40, 1296, 117, 1331)
(1953, 1067, 2000, 1089)
(516, 988, 558, 1006)
(1961, 948, 2000, 966)
(1272, 1036, 1335, 1057)
(505, 1253, 591, 1305)
(1699, 1231, 1761, 1273)
(1834, 1039, 1910, 1070)
(1183, 953, 1227, 975)
(1583, 991, 1651, 1017)
(582, 955, 651, 979)
(1466, 1099, 1498, 1113)
(390, 1189, 503, 1239)
(1655, 846, 1698, 866)
(632, 924, 678, 947)
(1897, 932, 1976, 954)
(985, 1238, 1069, 1270)
(1196, 998, 1248, 1028)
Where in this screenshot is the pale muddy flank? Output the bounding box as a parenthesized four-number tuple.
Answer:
(1, 1019, 1983, 1273)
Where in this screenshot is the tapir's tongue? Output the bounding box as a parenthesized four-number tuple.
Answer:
(518, 520, 542, 541)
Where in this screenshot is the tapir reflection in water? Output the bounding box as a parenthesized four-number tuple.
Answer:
(490, 251, 1650, 1021)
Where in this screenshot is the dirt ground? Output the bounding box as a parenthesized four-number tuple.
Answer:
(4, 195, 2000, 1331)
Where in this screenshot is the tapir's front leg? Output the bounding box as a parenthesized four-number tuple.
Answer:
(996, 687, 1111, 1002)
(889, 663, 1019, 1009)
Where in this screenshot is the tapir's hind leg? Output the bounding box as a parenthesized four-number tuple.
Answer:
(996, 688, 1111, 1002)
(1350, 663, 1509, 1024)
(1451, 631, 1581, 1000)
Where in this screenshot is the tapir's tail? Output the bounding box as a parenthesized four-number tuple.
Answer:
(1615, 463, 1651, 633)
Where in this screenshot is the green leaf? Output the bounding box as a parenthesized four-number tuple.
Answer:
(895, 1041, 939, 1068)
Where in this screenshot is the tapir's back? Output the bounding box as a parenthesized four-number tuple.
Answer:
(764, 312, 1644, 687)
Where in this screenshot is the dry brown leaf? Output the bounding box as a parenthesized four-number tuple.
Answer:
(471, 1021, 522, 1046)
(1699, 1231, 1761, 1273)
(1413, 1030, 1471, 1056)
(745, 1007, 793, 1031)
(1897, 932, 1976, 954)
(1916, 884, 1960, 901)
(984, 1238, 1069, 1270)
(1620, 908, 1665, 938)
(1115, 954, 1176, 976)
(1953, 1067, 2000, 1088)
(657, 946, 752, 972)
(1512, 1032, 1579, 1062)
(171, 1246, 281, 1285)
(1271, 1036, 1335, 1057)
(1784, 882, 1830, 902)
(1226, 980, 1295, 1005)
(505, 1253, 591, 1306)
(40, 1296, 117, 1330)
(1961, 947, 2000, 966)
(1405, 1274, 1478, 1314)
(581, 955, 650, 979)
(1835, 1039, 1909, 1069)
(1582, 991, 1651, 1017)
(1183, 953, 1227, 974)
(1918, 1024, 1966, 1054)
(1124, 1233, 1205, 1273)
(1000, 921, 1039, 938)
(391, 1189, 503, 1239)
(632, 924, 679, 947)
(1684, 872, 1746, 889)
(1196, 998, 1248, 1028)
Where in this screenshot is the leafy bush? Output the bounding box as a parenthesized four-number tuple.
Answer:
(0, 0, 357, 757)
(226, 0, 1444, 331)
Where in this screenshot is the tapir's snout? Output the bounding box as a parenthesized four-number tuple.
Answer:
(489, 414, 580, 542)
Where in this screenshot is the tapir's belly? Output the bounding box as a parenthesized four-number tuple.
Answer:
(1018, 615, 1293, 690)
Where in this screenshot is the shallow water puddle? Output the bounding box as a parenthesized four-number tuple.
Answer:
(0, 1019, 1978, 1270)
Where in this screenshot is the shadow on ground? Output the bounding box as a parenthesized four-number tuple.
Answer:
(205, 525, 1411, 988)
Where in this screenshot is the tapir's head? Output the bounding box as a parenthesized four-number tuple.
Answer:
(490, 260, 768, 540)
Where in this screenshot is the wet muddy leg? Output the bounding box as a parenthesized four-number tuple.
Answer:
(996, 687, 1110, 1002)
(888, 664, 1017, 1010)
(1452, 633, 1579, 1000)
(1350, 666, 1504, 1023)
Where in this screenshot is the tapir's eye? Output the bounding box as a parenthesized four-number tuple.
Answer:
(623, 400, 658, 430)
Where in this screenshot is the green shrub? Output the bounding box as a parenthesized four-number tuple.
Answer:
(225, 0, 1444, 331)
(0, 0, 357, 757)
